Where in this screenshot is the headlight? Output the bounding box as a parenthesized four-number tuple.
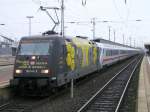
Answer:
(41, 69, 49, 74)
(31, 56, 36, 60)
(15, 69, 22, 74)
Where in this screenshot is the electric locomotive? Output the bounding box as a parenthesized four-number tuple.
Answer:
(10, 34, 99, 94)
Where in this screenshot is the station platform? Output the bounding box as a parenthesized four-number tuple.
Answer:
(0, 56, 15, 66)
(138, 55, 150, 112)
(0, 56, 14, 88)
(0, 65, 13, 88)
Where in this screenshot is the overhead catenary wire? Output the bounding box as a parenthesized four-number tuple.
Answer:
(125, 0, 127, 4)
(21, 1, 136, 41)
(112, 0, 124, 20)
(82, 0, 87, 6)
(124, 0, 135, 48)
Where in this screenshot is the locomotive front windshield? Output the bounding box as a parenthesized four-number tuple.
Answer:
(18, 42, 50, 55)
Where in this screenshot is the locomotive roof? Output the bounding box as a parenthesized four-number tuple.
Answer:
(20, 35, 140, 51)
(21, 34, 63, 40)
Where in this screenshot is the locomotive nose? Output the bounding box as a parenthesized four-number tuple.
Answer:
(14, 55, 51, 75)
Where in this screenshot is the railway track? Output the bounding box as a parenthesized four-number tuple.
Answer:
(77, 55, 143, 112)
(0, 86, 69, 112)
(0, 101, 32, 112)
(0, 55, 142, 112)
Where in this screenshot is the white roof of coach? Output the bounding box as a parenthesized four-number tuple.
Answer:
(96, 42, 138, 51)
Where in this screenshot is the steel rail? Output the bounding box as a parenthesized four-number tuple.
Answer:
(77, 55, 142, 112)
(0, 84, 69, 111)
(115, 56, 143, 112)
(0, 102, 10, 111)
(0, 56, 142, 112)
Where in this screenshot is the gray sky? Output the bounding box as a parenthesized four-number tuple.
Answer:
(0, 0, 150, 47)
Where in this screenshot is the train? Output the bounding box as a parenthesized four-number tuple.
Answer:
(10, 34, 140, 95)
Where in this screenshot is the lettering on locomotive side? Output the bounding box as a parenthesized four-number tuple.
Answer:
(16, 60, 48, 69)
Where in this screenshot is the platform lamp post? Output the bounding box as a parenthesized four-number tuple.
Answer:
(108, 26, 111, 41)
(0, 24, 5, 38)
(134, 19, 141, 47)
(0, 24, 5, 42)
(136, 19, 142, 22)
(91, 18, 96, 39)
(123, 34, 125, 45)
(91, 19, 109, 40)
(129, 37, 132, 47)
(26, 16, 34, 36)
(127, 19, 142, 46)
(0, 24, 5, 26)
(113, 29, 116, 42)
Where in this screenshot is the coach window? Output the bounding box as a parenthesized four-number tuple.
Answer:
(110, 50, 113, 56)
(112, 50, 115, 55)
(106, 50, 109, 56)
(99, 47, 102, 56)
(110, 50, 112, 56)
(103, 49, 106, 56)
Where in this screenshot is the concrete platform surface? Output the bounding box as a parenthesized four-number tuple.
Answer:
(0, 65, 13, 88)
(0, 56, 15, 65)
(138, 56, 150, 112)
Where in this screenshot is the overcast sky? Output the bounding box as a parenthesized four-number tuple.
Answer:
(0, 0, 150, 47)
